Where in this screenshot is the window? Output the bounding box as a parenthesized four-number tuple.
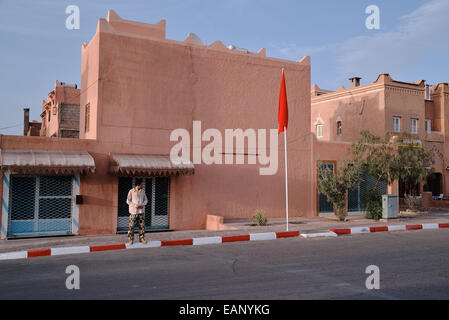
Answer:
(425, 120, 431, 133)
(52, 106, 57, 115)
(336, 121, 342, 136)
(393, 116, 401, 132)
(85, 103, 90, 133)
(410, 118, 418, 134)
(316, 124, 323, 138)
(48, 110, 51, 122)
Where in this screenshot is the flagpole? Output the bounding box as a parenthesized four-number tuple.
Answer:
(284, 125, 289, 231)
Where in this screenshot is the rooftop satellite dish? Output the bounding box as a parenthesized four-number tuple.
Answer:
(187, 32, 203, 45)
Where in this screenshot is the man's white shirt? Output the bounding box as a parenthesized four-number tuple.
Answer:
(126, 188, 148, 214)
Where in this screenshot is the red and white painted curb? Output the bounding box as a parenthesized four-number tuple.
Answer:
(330, 223, 449, 235)
(0, 230, 300, 261)
(1, 223, 448, 261)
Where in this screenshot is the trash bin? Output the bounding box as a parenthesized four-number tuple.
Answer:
(382, 194, 398, 219)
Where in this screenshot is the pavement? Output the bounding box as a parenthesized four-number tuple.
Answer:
(1, 209, 449, 255)
(1, 228, 449, 299)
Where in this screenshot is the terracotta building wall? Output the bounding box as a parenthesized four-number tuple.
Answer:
(41, 84, 80, 138)
(80, 30, 100, 140)
(79, 10, 312, 231)
(384, 85, 425, 139)
(311, 85, 385, 142)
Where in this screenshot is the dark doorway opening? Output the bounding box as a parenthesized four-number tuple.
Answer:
(424, 172, 442, 196)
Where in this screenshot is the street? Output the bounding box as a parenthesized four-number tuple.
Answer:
(0, 229, 448, 299)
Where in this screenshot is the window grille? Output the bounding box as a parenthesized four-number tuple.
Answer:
(8, 175, 73, 237)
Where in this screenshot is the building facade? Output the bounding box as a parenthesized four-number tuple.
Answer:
(0, 10, 313, 239)
(311, 73, 449, 214)
(40, 80, 80, 138)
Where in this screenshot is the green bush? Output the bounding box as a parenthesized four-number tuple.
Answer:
(252, 210, 268, 226)
(366, 192, 382, 220)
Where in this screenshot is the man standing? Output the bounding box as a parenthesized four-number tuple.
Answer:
(126, 179, 148, 245)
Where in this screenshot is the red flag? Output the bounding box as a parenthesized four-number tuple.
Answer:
(278, 69, 288, 133)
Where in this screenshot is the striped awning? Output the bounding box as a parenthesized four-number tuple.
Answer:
(0, 149, 96, 174)
(110, 153, 194, 176)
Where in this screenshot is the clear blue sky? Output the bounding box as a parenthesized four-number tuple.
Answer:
(1, 0, 448, 135)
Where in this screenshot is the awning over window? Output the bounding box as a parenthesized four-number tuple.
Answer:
(0, 150, 96, 174)
(110, 154, 194, 176)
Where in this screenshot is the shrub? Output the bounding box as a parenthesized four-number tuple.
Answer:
(366, 192, 382, 220)
(252, 210, 268, 226)
(317, 161, 362, 222)
(404, 195, 423, 212)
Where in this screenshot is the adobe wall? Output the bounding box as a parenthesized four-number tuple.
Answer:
(311, 85, 386, 142)
(384, 83, 426, 138)
(79, 14, 313, 229)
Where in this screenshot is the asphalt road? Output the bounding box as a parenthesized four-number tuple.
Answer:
(1, 229, 449, 300)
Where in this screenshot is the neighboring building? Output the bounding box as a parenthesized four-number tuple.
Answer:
(311, 73, 449, 214)
(23, 108, 41, 136)
(40, 80, 80, 138)
(0, 10, 312, 239)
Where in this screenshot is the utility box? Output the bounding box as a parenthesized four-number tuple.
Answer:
(382, 194, 398, 219)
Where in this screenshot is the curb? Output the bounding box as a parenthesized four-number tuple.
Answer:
(330, 223, 449, 235)
(1, 223, 448, 261)
(0, 230, 300, 261)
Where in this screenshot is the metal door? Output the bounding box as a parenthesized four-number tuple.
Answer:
(117, 176, 170, 231)
(348, 187, 360, 212)
(318, 163, 334, 214)
(8, 175, 73, 237)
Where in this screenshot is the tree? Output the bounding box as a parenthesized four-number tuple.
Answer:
(318, 160, 362, 221)
(349, 130, 434, 217)
(350, 130, 434, 193)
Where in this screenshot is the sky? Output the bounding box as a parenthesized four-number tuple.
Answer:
(1, 0, 448, 135)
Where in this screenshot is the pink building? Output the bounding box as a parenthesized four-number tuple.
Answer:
(40, 80, 80, 138)
(311, 74, 449, 214)
(0, 11, 313, 239)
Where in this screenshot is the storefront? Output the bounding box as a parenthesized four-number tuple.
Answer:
(0, 149, 95, 239)
(110, 153, 194, 232)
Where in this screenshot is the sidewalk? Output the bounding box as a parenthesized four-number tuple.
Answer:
(1, 210, 449, 254)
